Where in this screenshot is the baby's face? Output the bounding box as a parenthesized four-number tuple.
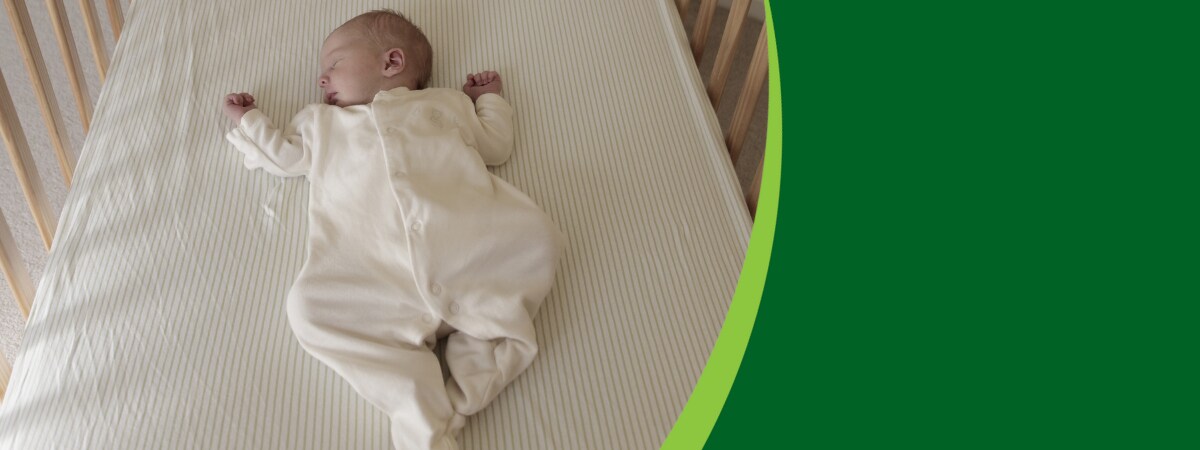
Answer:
(318, 27, 385, 107)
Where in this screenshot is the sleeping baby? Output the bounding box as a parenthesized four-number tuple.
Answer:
(221, 9, 563, 450)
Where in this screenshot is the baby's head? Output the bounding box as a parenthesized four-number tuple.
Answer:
(318, 10, 432, 107)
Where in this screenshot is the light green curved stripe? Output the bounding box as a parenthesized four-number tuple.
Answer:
(660, 1, 781, 448)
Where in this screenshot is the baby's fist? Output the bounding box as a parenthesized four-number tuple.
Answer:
(223, 92, 257, 124)
(463, 71, 503, 102)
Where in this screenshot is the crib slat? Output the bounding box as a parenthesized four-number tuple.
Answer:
(748, 154, 763, 217)
(0, 210, 35, 319)
(677, 0, 693, 17)
(690, 0, 718, 61)
(726, 26, 768, 164)
(1, 348, 12, 402)
(707, 0, 751, 108)
(3, 0, 77, 186)
(106, 0, 124, 40)
(45, 0, 94, 132)
(79, 0, 110, 81)
(0, 71, 57, 251)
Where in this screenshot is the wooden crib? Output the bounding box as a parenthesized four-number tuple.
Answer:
(1, 0, 127, 399)
(0, 0, 770, 420)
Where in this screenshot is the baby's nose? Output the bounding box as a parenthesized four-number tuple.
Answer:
(318, 77, 328, 88)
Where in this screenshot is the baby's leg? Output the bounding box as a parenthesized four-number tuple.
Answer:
(442, 298, 539, 426)
(287, 287, 459, 450)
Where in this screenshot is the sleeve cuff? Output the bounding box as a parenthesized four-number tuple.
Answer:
(475, 93, 512, 110)
(238, 108, 267, 131)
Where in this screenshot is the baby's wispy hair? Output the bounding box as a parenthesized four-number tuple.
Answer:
(340, 9, 433, 89)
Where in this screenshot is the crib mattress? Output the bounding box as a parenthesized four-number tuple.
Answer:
(0, 0, 750, 448)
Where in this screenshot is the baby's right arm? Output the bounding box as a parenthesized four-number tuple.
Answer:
(223, 97, 316, 178)
(223, 92, 258, 124)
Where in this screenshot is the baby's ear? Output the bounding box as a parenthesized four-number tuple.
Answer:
(382, 48, 406, 77)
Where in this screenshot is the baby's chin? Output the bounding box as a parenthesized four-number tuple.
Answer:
(322, 93, 337, 106)
(321, 90, 373, 107)
(324, 92, 354, 107)
(330, 97, 370, 108)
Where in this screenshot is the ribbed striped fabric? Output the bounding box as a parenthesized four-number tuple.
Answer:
(0, 0, 750, 449)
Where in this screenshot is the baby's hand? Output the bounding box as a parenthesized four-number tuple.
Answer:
(223, 92, 257, 124)
(463, 71, 503, 102)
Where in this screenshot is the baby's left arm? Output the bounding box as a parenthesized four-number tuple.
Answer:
(462, 71, 503, 102)
(461, 71, 514, 165)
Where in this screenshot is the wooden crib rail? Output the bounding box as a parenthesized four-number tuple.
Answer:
(104, 0, 123, 40)
(0, 208, 35, 401)
(0, 346, 11, 401)
(2, 0, 122, 177)
(4, 0, 76, 185)
(0, 70, 57, 250)
(2, 0, 123, 401)
(1, 74, 51, 389)
(678, 0, 770, 217)
(47, 0, 94, 131)
(2, 0, 123, 256)
(0, 210, 35, 318)
(79, 0, 111, 81)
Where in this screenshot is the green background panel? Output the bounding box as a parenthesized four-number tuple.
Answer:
(703, 1, 1196, 449)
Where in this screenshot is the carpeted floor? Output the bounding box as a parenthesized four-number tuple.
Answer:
(0, 1, 768, 365)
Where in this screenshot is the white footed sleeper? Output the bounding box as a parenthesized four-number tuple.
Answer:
(226, 87, 564, 450)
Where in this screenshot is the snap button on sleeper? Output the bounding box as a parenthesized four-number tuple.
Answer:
(410, 222, 422, 232)
(430, 284, 443, 296)
(449, 302, 461, 315)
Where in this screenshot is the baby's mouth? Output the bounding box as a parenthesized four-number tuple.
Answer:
(325, 92, 337, 105)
